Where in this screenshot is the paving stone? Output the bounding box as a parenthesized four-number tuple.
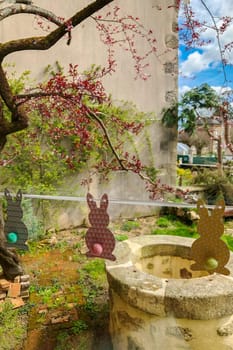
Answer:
(51, 315, 70, 324)
(38, 306, 48, 314)
(0, 279, 10, 290)
(0, 292, 7, 300)
(7, 283, 21, 298)
(6, 297, 25, 309)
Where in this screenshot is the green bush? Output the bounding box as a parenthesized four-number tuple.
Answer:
(115, 234, 128, 241)
(22, 199, 45, 240)
(121, 220, 140, 232)
(192, 169, 233, 205)
(156, 216, 171, 228)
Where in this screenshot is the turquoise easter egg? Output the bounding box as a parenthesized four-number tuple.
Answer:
(7, 232, 18, 243)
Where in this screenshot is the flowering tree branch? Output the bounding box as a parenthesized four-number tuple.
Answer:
(0, 0, 114, 145)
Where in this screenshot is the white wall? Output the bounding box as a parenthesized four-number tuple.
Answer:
(1, 1, 178, 226)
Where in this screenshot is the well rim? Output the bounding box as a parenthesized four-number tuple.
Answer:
(106, 235, 233, 319)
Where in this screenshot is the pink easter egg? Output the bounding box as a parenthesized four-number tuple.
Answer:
(92, 243, 103, 255)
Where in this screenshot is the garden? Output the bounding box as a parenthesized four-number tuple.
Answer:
(1, 1, 233, 349)
(1, 206, 233, 350)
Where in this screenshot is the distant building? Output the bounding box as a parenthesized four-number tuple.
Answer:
(177, 143, 190, 155)
(196, 117, 233, 157)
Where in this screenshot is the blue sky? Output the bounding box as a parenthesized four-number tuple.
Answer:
(179, 0, 233, 97)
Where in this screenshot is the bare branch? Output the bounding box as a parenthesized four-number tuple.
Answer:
(0, 3, 63, 26)
(0, 0, 114, 60)
(87, 109, 128, 171)
(200, 0, 227, 83)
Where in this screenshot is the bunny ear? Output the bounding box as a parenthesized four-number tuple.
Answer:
(4, 188, 12, 200)
(213, 199, 225, 216)
(87, 193, 97, 210)
(100, 194, 108, 210)
(197, 199, 209, 217)
(16, 189, 22, 202)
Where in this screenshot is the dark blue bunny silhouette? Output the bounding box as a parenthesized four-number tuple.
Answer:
(4, 189, 28, 250)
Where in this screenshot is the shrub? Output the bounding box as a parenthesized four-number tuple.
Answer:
(120, 220, 140, 231)
(192, 169, 233, 205)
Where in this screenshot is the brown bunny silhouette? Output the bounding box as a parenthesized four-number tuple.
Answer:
(85, 193, 116, 261)
(190, 199, 230, 275)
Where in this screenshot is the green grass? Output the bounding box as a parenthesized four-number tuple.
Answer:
(0, 301, 27, 350)
(153, 215, 233, 252)
(222, 235, 233, 251)
(156, 216, 173, 228)
(120, 220, 140, 231)
(115, 234, 128, 241)
(152, 215, 198, 238)
(81, 259, 106, 282)
(152, 226, 198, 238)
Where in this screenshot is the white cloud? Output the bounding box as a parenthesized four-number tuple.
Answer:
(190, 0, 233, 19)
(180, 51, 211, 77)
(180, 0, 233, 78)
(179, 85, 191, 98)
(212, 85, 232, 94)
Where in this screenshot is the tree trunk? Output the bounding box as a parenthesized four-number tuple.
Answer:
(217, 136, 223, 174)
(0, 203, 24, 280)
(0, 245, 24, 280)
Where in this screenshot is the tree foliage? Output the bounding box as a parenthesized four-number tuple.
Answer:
(163, 82, 233, 165)
(162, 83, 220, 134)
(0, 0, 163, 278)
(0, 65, 150, 194)
(0, 1, 162, 191)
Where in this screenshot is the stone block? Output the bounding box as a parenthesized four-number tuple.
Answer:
(0, 292, 7, 300)
(20, 290, 30, 299)
(217, 315, 233, 336)
(165, 34, 178, 49)
(20, 281, 30, 290)
(7, 283, 21, 298)
(20, 275, 30, 282)
(165, 90, 176, 103)
(164, 61, 178, 74)
(51, 315, 70, 324)
(0, 279, 10, 290)
(14, 276, 21, 283)
(172, 21, 178, 33)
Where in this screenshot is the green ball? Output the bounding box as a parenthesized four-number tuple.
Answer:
(7, 232, 18, 243)
(204, 257, 218, 271)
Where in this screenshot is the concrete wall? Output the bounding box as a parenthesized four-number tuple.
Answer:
(1, 1, 178, 227)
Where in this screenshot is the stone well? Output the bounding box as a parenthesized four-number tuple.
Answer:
(106, 235, 233, 350)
